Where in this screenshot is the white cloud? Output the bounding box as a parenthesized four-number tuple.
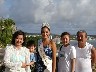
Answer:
(0, 0, 4, 4)
(9, 0, 56, 24)
(0, 0, 8, 17)
(0, 0, 96, 34)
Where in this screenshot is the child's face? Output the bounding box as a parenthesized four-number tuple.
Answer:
(29, 45, 35, 52)
(61, 35, 70, 45)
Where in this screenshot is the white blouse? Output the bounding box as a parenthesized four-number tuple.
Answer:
(4, 44, 31, 72)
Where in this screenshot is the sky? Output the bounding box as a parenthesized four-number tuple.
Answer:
(0, 0, 96, 35)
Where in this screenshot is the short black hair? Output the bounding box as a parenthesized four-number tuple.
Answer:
(77, 30, 87, 38)
(11, 30, 26, 46)
(26, 40, 36, 48)
(61, 32, 70, 38)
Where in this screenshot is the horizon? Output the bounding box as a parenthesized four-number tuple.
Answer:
(25, 32, 96, 36)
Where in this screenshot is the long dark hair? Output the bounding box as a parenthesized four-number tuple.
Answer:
(11, 30, 26, 46)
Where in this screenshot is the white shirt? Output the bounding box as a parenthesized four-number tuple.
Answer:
(75, 42, 93, 72)
(58, 45, 76, 72)
(4, 44, 31, 72)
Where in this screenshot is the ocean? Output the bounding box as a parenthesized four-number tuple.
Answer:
(70, 40, 96, 48)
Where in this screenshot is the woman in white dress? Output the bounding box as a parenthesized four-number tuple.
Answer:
(4, 30, 31, 72)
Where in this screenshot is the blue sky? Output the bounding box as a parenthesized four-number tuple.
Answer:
(0, 0, 96, 35)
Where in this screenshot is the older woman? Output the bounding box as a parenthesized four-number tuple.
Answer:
(4, 30, 31, 72)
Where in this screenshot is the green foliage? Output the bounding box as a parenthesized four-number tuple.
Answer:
(26, 36, 42, 47)
(0, 18, 16, 48)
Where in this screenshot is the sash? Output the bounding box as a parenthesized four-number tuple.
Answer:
(38, 39, 52, 72)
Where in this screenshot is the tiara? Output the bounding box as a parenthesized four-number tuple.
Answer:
(42, 23, 50, 29)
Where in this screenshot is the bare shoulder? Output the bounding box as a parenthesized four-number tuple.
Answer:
(91, 46, 96, 51)
(50, 40, 56, 50)
(91, 46, 96, 50)
(91, 46, 96, 56)
(50, 40, 56, 46)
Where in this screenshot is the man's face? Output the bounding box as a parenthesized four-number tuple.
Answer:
(77, 32, 87, 44)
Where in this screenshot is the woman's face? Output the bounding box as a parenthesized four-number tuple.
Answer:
(15, 35, 24, 46)
(41, 27, 50, 39)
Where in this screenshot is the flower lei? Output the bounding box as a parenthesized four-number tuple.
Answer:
(38, 39, 52, 71)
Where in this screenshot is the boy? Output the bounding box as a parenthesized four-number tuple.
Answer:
(26, 40, 37, 72)
(58, 32, 76, 72)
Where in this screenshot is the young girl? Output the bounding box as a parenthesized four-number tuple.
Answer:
(58, 32, 76, 72)
(4, 30, 31, 72)
(36, 23, 57, 72)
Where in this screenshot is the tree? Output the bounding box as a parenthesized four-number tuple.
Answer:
(0, 18, 17, 48)
(26, 35, 42, 47)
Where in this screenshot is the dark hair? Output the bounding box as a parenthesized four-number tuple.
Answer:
(77, 30, 87, 38)
(41, 26, 50, 33)
(26, 40, 35, 48)
(61, 32, 70, 38)
(11, 30, 26, 46)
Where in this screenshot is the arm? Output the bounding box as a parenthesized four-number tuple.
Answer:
(71, 59, 75, 72)
(51, 41, 57, 72)
(4, 46, 22, 69)
(25, 48, 31, 72)
(91, 46, 96, 65)
(27, 61, 35, 66)
(27, 53, 36, 66)
(71, 46, 76, 72)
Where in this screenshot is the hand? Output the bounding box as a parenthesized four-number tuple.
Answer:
(21, 62, 26, 68)
(26, 63, 30, 66)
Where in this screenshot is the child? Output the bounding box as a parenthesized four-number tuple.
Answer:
(26, 40, 37, 72)
(58, 32, 76, 72)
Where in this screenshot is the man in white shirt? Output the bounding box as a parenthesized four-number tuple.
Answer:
(75, 30, 96, 72)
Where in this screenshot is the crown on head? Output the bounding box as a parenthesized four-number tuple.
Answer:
(42, 22, 50, 29)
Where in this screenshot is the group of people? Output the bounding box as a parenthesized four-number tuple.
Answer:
(3, 23, 96, 72)
(58, 31, 96, 72)
(3, 23, 56, 72)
